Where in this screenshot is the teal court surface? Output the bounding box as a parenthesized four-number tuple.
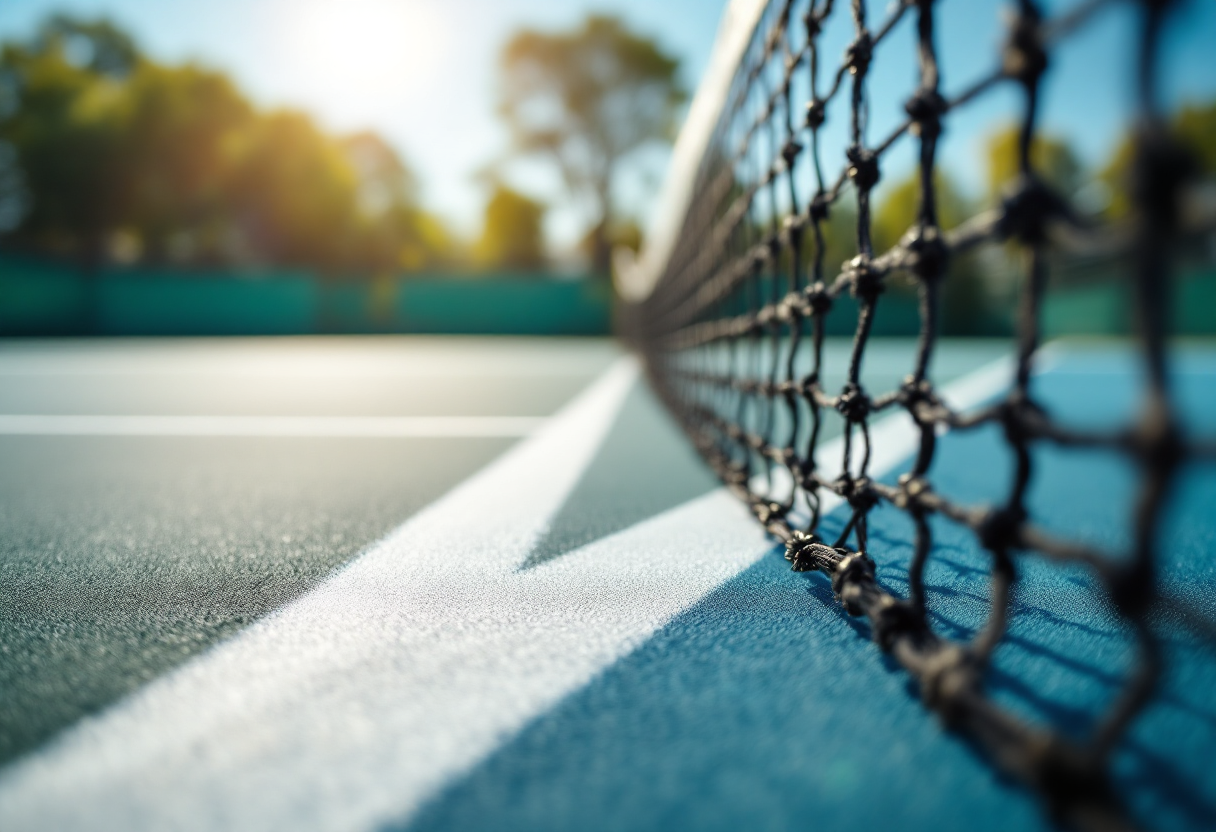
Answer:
(0, 336, 1213, 832)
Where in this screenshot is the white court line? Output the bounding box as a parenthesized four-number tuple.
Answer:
(0, 414, 545, 438)
(0, 352, 1019, 832)
(0, 365, 608, 378)
(0, 353, 616, 378)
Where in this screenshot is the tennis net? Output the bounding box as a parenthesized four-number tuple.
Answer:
(627, 1, 1213, 829)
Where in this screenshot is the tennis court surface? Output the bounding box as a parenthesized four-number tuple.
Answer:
(0, 335, 1212, 832)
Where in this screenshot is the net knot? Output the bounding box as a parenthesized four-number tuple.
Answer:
(836, 383, 872, 423)
(902, 223, 949, 283)
(899, 376, 941, 416)
(803, 8, 823, 38)
(846, 146, 881, 192)
(996, 175, 1066, 245)
(781, 139, 803, 167)
(871, 597, 925, 652)
(805, 98, 827, 130)
(844, 477, 879, 513)
(905, 88, 947, 139)
(804, 281, 833, 315)
(976, 506, 1025, 552)
(845, 31, 873, 76)
(808, 193, 830, 223)
(843, 255, 884, 301)
(833, 474, 878, 514)
(1002, 7, 1047, 86)
(754, 500, 787, 526)
(831, 551, 877, 615)
(894, 473, 932, 510)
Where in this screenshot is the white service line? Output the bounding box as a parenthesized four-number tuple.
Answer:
(0, 353, 1018, 832)
(0, 350, 617, 378)
(0, 414, 545, 438)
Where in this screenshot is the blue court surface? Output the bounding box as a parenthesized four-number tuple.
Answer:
(0, 336, 1212, 832)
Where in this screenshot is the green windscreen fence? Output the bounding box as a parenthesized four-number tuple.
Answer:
(1, 254, 1212, 337)
(0, 256, 613, 336)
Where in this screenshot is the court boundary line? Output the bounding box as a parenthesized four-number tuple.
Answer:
(0, 414, 545, 438)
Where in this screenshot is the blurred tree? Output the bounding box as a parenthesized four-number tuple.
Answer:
(984, 124, 1083, 200)
(498, 15, 685, 276)
(475, 184, 546, 271)
(0, 19, 135, 264)
(342, 131, 417, 218)
(121, 62, 254, 263)
(339, 131, 453, 272)
(35, 15, 139, 78)
(226, 110, 363, 270)
(0, 14, 452, 276)
(1176, 101, 1216, 175)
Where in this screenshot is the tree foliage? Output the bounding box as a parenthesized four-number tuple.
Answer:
(0, 15, 451, 274)
(474, 184, 546, 271)
(984, 124, 1083, 200)
(1176, 101, 1216, 175)
(498, 15, 685, 274)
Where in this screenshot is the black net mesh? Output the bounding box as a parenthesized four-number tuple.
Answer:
(631, 0, 1213, 828)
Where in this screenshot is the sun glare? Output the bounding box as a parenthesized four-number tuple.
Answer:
(284, 0, 448, 116)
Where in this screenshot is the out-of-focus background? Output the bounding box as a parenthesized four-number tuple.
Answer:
(0, 0, 1213, 338)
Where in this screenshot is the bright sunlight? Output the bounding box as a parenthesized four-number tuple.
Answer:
(282, 0, 449, 116)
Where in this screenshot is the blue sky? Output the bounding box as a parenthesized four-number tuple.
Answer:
(1, 0, 1213, 252)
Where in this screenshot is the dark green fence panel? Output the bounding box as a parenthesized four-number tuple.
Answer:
(1042, 283, 1126, 337)
(1040, 269, 1215, 337)
(2, 253, 1208, 338)
(0, 256, 90, 334)
(1176, 270, 1216, 336)
(96, 269, 317, 335)
(318, 283, 377, 334)
(397, 278, 611, 335)
(0, 256, 615, 336)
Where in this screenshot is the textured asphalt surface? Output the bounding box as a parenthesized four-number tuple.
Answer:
(0, 337, 618, 765)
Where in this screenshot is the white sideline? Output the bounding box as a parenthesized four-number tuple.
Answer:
(0, 414, 545, 438)
(0, 354, 1016, 832)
